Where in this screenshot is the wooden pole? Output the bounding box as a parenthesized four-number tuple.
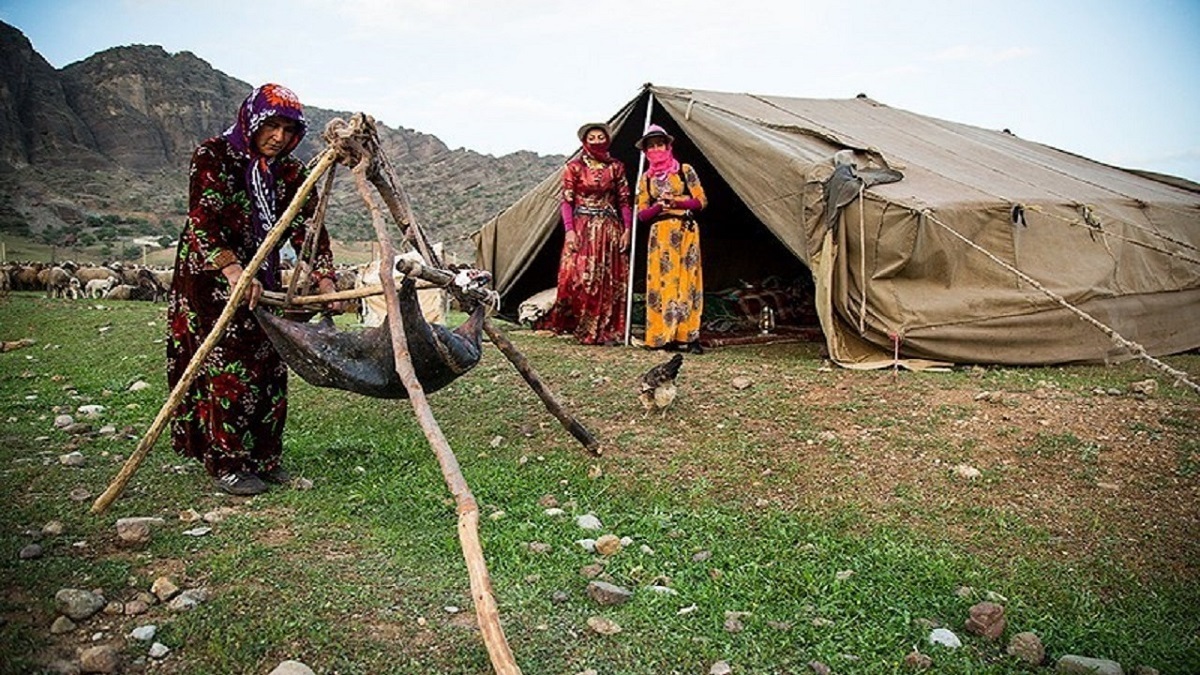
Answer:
(91, 149, 339, 514)
(390, 258, 600, 454)
(349, 139, 520, 674)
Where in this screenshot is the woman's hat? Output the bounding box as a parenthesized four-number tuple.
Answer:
(635, 124, 674, 150)
(577, 122, 612, 142)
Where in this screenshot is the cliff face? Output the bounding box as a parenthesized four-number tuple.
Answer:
(0, 21, 564, 259)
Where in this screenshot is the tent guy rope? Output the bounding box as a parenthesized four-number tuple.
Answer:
(923, 209, 1200, 395)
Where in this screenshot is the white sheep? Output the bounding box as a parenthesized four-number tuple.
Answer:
(85, 277, 117, 299)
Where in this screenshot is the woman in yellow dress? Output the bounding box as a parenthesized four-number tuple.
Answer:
(635, 125, 708, 354)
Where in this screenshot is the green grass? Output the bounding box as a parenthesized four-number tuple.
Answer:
(1, 293, 1198, 673)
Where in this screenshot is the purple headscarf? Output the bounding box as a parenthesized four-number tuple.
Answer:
(221, 83, 307, 288)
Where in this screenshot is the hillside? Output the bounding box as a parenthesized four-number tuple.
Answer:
(0, 20, 564, 263)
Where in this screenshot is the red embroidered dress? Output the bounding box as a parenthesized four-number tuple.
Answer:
(536, 154, 631, 344)
(166, 86, 334, 478)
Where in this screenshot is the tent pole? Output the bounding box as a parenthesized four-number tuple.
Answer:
(624, 91, 655, 346)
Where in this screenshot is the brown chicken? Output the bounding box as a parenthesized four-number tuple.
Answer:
(639, 354, 683, 416)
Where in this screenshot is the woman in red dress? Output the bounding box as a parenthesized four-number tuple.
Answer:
(166, 84, 340, 495)
(536, 122, 632, 345)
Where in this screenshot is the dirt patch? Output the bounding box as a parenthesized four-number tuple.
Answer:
(590, 351, 1200, 581)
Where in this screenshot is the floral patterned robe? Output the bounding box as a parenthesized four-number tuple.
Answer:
(536, 154, 631, 344)
(637, 164, 708, 348)
(166, 137, 333, 478)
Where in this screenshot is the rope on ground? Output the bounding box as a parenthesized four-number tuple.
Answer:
(922, 209, 1200, 395)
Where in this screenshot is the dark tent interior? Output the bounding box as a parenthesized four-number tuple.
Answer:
(499, 100, 820, 343)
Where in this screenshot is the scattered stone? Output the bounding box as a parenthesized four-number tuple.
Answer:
(269, 661, 316, 675)
(575, 670, 598, 675)
(98, 425, 117, 436)
(710, 661, 733, 675)
(585, 615, 622, 635)
(79, 645, 120, 673)
(1056, 655, 1125, 675)
(182, 526, 212, 537)
(1129, 379, 1157, 397)
(964, 601, 1006, 640)
(116, 517, 164, 544)
(537, 494, 559, 508)
(586, 580, 632, 606)
(294, 477, 314, 490)
(904, 650, 933, 669)
(835, 569, 854, 581)
(20, 543, 43, 559)
(148, 642, 170, 659)
(647, 585, 677, 595)
(128, 380, 151, 392)
(59, 452, 86, 467)
(50, 615, 76, 634)
(594, 534, 622, 556)
(928, 628, 962, 648)
(124, 600, 150, 616)
(576, 514, 603, 530)
(488, 510, 505, 521)
(731, 376, 753, 390)
(129, 625, 157, 642)
(953, 464, 982, 480)
(150, 577, 179, 602)
(54, 414, 74, 428)
(544, 507, 565, 517)
(579, 563, 604, 579)
(77, 405, 105, 419)
(102, 601, 123, 615)
(43, 520, 65, 536)
(587, 464, 603, 480)
(1007, 631, 1044, 665)
(168, 587, 209, 611)
(202, 507, 237, 523)
(723, 611, 748, 633)
(551, 591, 569, 604)
(576, 538, 597, 553)
(179, 509, 201, 522)
(808, 661, 832, 675)
(692, 549, 712, 562)
(1131, 667, 1160, 675)
(62, 423, 92, 435)
(527, 541, 552, 554)
(55, 588, 106, 621)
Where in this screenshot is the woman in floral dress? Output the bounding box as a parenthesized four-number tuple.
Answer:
(536, 122, 632, 345)
(635, 124, 708, 354)
(167, 84, 339, 495)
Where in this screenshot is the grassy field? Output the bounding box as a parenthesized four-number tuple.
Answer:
(1, 292, 1197, 674)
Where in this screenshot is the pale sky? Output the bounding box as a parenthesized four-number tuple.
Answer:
(3, 0, 1199, 182)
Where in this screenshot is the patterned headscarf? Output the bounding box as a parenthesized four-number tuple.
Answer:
(221, 84, 307, 287)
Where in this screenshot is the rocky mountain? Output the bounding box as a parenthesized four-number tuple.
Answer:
(0, 20, 564, 261)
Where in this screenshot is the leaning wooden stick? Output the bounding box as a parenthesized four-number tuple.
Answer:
(91, 148, 339, 515)
(345, 131, 521, 674)
(388, 258, 600, 454)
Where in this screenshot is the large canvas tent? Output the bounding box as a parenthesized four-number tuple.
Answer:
(474, 84, 1200, 367)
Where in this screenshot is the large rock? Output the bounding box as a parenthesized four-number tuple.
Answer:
(54, 588, 106, 621)
(78, 644, 120, 673)
(269, 661, 316, 675)
(1056, 655, 1125, 675)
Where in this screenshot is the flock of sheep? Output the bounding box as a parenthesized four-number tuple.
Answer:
(1, 261, 172, 301)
